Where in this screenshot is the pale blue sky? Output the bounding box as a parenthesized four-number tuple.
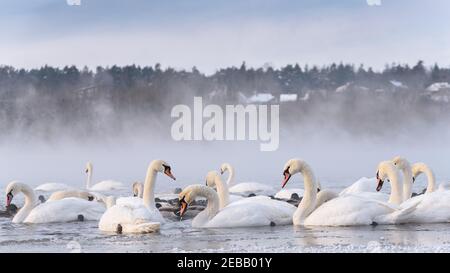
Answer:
(0, 0, 449, 73)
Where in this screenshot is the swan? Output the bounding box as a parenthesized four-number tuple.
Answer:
(85, 162, 125, 191)
(220, 163, 276, 197)
(48, 190, 96, 202)
(281, 159, 414, 226)
(5, 181, 106, 223)
(206, 171, 295, 214)
(391, 156, 413, 201)
(98, 160, 176, 234)
(179, 183, 295, 228)
(394, 163, 450, 224)
(34, 182, 73, 192)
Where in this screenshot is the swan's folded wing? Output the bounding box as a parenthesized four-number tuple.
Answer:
(25, 198, 105, 223)
(305, 195, 394, 226)
(99, 203, 164, 232)
(398, 191, 450, 223)
(206, 200, 295, 228)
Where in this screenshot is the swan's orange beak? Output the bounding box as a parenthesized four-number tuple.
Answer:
(6, 192, 13, 206)
(376, 179, 384, 192)
(164, 168, 176, 180)
(282, 170, 291, 188)
(179, 198, 188, 218)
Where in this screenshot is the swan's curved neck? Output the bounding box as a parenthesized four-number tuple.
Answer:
(417, 165, 436, 193)
(400, 166, 413, 201)
(424, 168, 436, 193)
(86, 169, 92, 189)
(12, 184, 38, 223)
(294, 165, 317, 225)
(386, 169, 403, 205)
(143, 166, 158, 209)
(213, 175, 229, 209)
(197, 187, 220, 220)
(225, 165, 235, 186)
(137, 185, 144, 198)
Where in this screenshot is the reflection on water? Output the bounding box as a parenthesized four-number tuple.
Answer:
(0, 189, 449, 253)
(2, 216, 449, 253)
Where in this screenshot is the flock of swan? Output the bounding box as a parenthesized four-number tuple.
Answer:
(2, 156, 450, 234)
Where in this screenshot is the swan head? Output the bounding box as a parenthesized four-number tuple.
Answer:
(411, 162, 427, 183)
(85, 162, 93, 174)
(376, 161, 397, 191)
(220, 163, 232, 175)
(178, 184, 202, 217)
(132, 181, 143, 197)
(391, 156, 411, 170)
(150, 160, 176, 180)
(282, 159, 307, 188)
(5, 181, 23, 207)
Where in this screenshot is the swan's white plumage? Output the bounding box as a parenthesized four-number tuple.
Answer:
(339, 177, 389, 202)
(48, 190, 95, 201)
(339, 177, 377, 195)
(275, 188, 304, 200)
(229, 194, 244, 203)
(85, 162, 125, 192)
(303, 194, 397, 226)
(229, 182, 276, 197)
(183, 185, 295, 228)
(396, 190, 450, 223)
(98, 201, 162, 233)
(7, 181, 105, 224)
(220, 163, 276, 197)
(98, 160, 175, 234)
(205, 197, 295, 228)
(282, 159, 411, 226)
(88, 180, 125, 191)
(24, 198, 106, 223)
(34, 183, 73, 192)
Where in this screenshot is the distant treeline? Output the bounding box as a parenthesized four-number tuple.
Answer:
(0, 61, 449, 141)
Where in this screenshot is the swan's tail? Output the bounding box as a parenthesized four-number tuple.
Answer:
(120, 222, 161, 234)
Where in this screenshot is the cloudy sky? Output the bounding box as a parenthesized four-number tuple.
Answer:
(1, 0, 449, 73)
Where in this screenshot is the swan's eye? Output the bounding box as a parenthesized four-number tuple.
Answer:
(283, 166, 290, 175)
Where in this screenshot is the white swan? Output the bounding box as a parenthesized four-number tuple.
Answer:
(34, 182, 73, 192)
(85, 162, 125, 191)
(98, 160, 176, 234)
(281, 159, 413, 226)
(395, 163, 450, 224)
(220, 163, 276, 197)
(391, 156, 413, 201)
(206, 171, 295, 216)
(274, 188, 304, 200)
(179, 183, 295, 228)
(5, 181, 106, 223)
